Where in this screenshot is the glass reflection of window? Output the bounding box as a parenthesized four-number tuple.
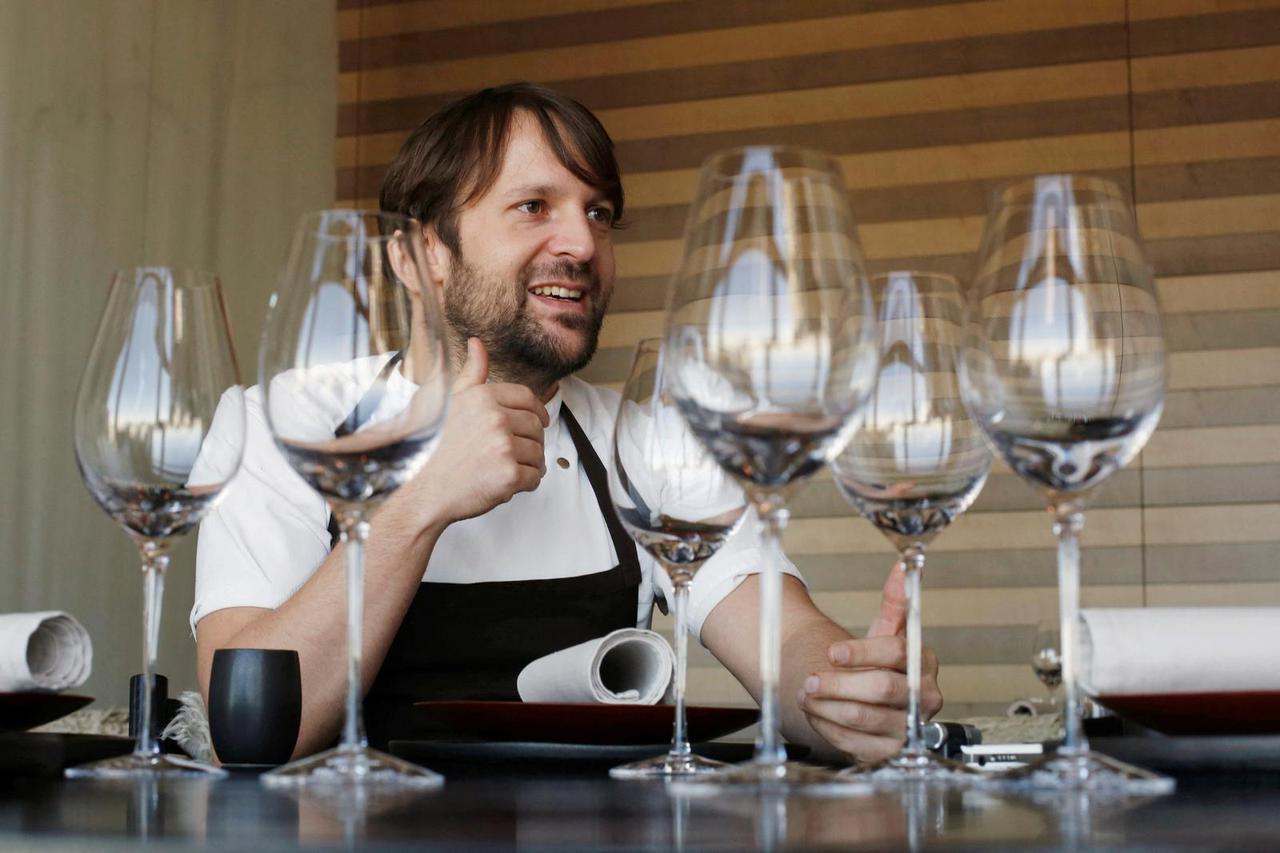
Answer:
(874, 274, 953, 476)
(108, 270, 148, 477)
(705, 253, 831, 411)
(1006, 182, 1121, 418)
(300, 279, 369, 371)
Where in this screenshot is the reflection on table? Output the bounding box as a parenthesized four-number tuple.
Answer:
(4, 769, 1279, 849)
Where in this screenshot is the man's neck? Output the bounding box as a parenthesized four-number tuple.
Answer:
(448, 335, 560, 402)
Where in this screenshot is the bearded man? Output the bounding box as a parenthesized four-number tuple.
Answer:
(192, 83, 942, 762)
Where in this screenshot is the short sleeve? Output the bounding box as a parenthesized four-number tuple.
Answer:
(611, 384, 808, 643)
(650, 513, 805, 644)
(189, 386, 331, 635)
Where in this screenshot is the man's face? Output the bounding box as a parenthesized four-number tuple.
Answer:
(441, 115, 617, 386)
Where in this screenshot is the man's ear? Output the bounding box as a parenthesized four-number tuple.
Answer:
(420, 223, 451, 290)
(389, 223, 449, 305)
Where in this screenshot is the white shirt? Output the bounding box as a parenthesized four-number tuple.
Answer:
(191, 362, 802, 642)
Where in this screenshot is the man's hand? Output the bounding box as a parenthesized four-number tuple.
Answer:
(411, 337, 549, 527)
(795, 561, 943, 762)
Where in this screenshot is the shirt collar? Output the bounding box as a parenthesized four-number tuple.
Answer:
(545, 384, 565, 426)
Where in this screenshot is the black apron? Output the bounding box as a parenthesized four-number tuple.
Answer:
(325, 358, 643, 749)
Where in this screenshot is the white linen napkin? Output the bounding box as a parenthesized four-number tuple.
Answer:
(516, 628, 675, 704)
(0, 611, 93, 692)
(1079, 607, 1280, 696)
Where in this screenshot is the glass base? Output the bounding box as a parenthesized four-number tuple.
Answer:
(609, 750, 728, 779)
(987, 749, 1175, 795)
(65, 751, 228, 780)
(670, 760, 871, 795)
(839, 750, 983, 786)
(260, 745, 444, 790)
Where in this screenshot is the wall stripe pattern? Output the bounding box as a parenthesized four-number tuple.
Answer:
(337, 0, 1280, 717)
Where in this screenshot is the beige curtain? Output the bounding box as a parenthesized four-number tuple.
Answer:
(0, 0, 335, 707)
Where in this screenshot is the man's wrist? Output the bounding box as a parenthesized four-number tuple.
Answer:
(377, 483, 453, 544)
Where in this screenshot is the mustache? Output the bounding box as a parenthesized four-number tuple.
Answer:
(520, 259, 598, 290)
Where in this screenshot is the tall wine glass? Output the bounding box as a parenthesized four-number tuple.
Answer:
(258, 210, 450, 789)
(958, 175, 1171, 793)
(831, 271, 992, 783)
(607, 338, 750, 779)
(70, 267, 245, 778)
(664, 146, 876, 787)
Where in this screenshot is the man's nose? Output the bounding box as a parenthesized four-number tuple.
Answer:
(546, 210, 595, 262)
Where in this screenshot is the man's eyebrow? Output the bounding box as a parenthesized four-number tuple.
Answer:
(502, 183, 556, 199)
(502, 183, 614, 209)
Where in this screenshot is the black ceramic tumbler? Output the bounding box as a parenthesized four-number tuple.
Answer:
(208, 649, 302, 767)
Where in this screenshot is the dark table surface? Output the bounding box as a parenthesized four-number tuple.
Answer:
(1, 737, 1279, 850)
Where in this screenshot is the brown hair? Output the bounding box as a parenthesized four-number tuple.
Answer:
(379, 82, 624, 252)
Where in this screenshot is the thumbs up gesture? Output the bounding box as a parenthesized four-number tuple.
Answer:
(409, 337, 550, 526)
(866, 558, 909, 639)
(453, 335, 491, 391)
(794, 560, 943, 762)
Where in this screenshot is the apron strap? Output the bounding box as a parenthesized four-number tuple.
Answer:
(337, 351, 403, 437)
(327, 351, 404, 544)
(553, 402, 643, 590)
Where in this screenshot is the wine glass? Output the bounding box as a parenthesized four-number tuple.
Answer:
(258, 210, 450, 789)
(663, 146, 877, 787)
(831, 271, 992, 783)
(1031, 621, 1062, 707)
(607, 338, 750, 779)
(70, 267, 245, 778)
(958, 175, 1172, 793)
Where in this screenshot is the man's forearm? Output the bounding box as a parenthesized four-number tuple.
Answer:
(701, 576, 854, 760)
(198, 490, 446, 758)
(777, 612, 854, 762)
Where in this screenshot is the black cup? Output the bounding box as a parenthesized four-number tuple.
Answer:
(208, 649, 302, 767)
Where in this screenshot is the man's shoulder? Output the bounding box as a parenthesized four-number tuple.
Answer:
(561, 375, 621, 429)
(252, 354, 394, 436)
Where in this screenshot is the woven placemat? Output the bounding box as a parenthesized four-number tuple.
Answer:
(31, 707, 129, 737)
(958, 714, 1063, 744)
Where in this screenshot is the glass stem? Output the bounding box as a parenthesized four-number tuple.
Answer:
(900, 546, 927, 759)
(754, 497, 789, 769)
(669, 577, 692, 759)
(1054, 509, 1087, 755)
(135, 541, 169, 758)
(337, 511, 370, 751)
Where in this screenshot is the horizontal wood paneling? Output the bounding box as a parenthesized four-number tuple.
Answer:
(339, 0, 1280, 719)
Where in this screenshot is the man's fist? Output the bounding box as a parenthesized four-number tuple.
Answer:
(796, 560, 943, 763)
(410, 337, 550, 526)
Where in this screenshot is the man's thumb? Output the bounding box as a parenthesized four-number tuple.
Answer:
(455, 337, 489, 390)
(866, 559, 908, 638)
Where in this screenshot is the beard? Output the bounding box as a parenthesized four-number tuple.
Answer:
(443, 253, 610, 388)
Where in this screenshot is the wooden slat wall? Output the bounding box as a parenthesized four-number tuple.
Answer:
(336, 0, 1280, 717)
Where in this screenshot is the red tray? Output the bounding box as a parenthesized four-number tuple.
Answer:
(413, 700, 758, 745)
(1094, 691, 1280, 735)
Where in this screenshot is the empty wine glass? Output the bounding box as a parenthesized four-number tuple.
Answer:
(664, 146, 876, 787)
(258, 210, 450, 789)
(958, 175, 1171, 793)
(70, 267, 245, 778)
(831, 271, 992, 783)
(607, 338, 750, 779)
(1032, 621, 1062, 707)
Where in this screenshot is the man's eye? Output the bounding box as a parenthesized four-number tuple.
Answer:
(516, 200, 545, 215)
(587, 206, 615, 225)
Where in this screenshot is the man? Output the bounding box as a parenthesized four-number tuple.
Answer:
(193, 83, 941, 762)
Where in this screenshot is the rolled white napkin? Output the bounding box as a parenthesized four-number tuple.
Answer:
(516, 629, 675, 704)
(1080, 607, 1280, 696)
(0, 611, 93, 692)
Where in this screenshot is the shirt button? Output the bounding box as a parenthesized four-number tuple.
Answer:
(557, 457, 571, 469)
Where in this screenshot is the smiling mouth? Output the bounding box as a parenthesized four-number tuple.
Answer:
(529, 284, 585, 303)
